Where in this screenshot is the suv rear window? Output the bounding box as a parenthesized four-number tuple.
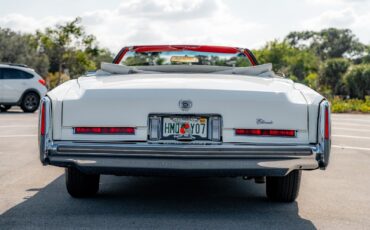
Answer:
(0, 68, 34, 79)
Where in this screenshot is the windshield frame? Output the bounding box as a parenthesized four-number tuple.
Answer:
(113, 45, 258, 66)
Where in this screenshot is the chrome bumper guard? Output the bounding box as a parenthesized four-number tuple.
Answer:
(42, 141, 321, 176)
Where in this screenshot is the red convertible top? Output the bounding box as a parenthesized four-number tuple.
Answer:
(133, 45, 239, 53)
(113, 45, 258, 65)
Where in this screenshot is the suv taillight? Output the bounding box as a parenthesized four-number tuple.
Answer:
(38, 79, 46, 86)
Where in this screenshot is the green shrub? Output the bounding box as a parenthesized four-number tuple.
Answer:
(331, 96, 370, 113)
(345, 65, 370, 99)
(253, 40, 319, 81)
(303, 73, 318, 90)
(319, 58, 350, 95)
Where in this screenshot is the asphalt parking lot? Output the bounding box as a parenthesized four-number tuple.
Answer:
(0, 108, 369, 229)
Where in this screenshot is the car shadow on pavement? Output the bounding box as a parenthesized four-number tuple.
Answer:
(0, 175, 316, 230)
(0, 110, 26, 114)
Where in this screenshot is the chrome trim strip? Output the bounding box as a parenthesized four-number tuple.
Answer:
(49, 141, 319, 157)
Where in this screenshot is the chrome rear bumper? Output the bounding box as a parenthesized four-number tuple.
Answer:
(43, 141, 321, 176)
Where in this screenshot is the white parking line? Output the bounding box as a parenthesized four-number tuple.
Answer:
(333, 127, 370, 133)
(0, 119, 37, 123)
(332, 134, 370, 140)
(332, 145, 370, 152)
(0, 134, 37, 138)
(0, 125, 37, 128)
(333, 122, 370, 128)
(332, 118, 370, 123)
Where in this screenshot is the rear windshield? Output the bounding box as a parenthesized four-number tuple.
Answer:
(120, 51, 252, 67)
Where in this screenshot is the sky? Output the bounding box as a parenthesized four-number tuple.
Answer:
(1, 0, 370, 54)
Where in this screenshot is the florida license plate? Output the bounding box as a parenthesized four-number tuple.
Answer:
(162, 117, 208, 138)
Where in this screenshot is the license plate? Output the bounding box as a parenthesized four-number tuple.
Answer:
(162, 117, 208, 138)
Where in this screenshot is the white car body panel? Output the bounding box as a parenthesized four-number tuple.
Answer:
(47, 73, 324, 144)
(2, 77, 27, 102)
(294, 83, 324, 143)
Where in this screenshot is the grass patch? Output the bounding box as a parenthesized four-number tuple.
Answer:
(330, 96, 370, 113)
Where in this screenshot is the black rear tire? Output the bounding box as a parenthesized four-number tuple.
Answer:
(65, 168, 100, 198)
(266, 170, 301, 202)
(0, 105, 11, 112)
(21, 92, 40, 113)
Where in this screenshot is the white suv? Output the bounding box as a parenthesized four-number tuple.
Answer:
(0, 64, 47, 113)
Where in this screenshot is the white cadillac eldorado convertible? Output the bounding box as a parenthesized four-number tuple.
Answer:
(38, 45, 331, 202)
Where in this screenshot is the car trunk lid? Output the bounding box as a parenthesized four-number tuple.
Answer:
(61, 74, 308, 143)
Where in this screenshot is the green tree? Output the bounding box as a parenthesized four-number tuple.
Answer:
(303, 73, 319, 90)
(253, 40, 318, 81)
(253, 40, 292, 73)
(345, 65, 370, 99)
(287, 50, 319, 81)
(36, 17, 112, 83)
(90, 48, 114, 68)
(319, 58, 350, 95)
(358, 45, 370, 64)
(286, 28, 365, 60)
(0, 28, 49, 76)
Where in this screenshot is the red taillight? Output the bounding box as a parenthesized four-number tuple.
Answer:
(235, 129, 296, 137)
(74, 127, 135, 135)
(324, 107, 330, 140)
(40, 102, 46, 136)
(38, 79, 46, 86)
